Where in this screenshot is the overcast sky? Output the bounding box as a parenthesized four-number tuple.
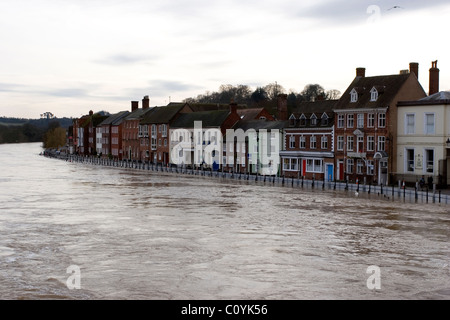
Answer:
(1, 0, 449, 118)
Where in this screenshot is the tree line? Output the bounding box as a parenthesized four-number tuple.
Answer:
(0, 119, 68, 148)
(182, 83, 342, 108)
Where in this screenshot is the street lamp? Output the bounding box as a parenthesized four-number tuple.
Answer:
(446, 138, 450, 148)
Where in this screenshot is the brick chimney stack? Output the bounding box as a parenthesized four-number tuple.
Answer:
(142, 95, 150, 109)
(356, 67, 366, 78)
(429, 60, 440, 95)
(409, 62, 419, 79)
(229, 100, 238, 115)
(131, 101, 139, 112)
(277, 94, 288, 121)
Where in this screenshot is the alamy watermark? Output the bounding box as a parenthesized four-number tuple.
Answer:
(169, 121, 280, 172)
(66, 265, 81, 290)
(366, 265, 381, 290)
(367, 5, 381, 24)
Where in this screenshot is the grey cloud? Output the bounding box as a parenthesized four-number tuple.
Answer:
(94, 53, 161, 66)
(291, 0, 450, 25)
(0, 83, 25, 92)
(48, 88, 90, 98)
(149, 80, 203, 93)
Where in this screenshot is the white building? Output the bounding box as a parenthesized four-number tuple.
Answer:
(397, 91, 450, 186)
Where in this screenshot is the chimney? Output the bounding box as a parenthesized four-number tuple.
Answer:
(277, 94, 288, 121)
(429, 60, 440, 95)
(356, 67, 366, 78)
(131, 101, 139, 112)
(409, 62, 419, 79)
(142, 95, 150, 109)
(229, 100, 238, 115)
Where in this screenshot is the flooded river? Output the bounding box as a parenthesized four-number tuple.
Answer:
(0, 143, 449, 300)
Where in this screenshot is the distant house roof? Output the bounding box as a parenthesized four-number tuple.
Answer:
(334, 73, 416, 110)
(99, 111, 130, 126)
(233, 119, 288, 131)
(140, 103, 187, 125)
(288, 100, 337, 128)
(398, 91, 450, 107)
(237, 108, 271, 120)
(187, 103, 247, 112)
(420, 91, 450, 102)
(171, 110, 231, 128)
(124, 107, 156, 121)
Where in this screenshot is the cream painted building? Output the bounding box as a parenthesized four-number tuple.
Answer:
(396, 91, 450, 186)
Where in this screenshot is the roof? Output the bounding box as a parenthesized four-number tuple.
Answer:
(124, 107, 156, 121)
(187, 103, 247, 112)
(140, 103, 186, 124)
(171, 110, 231, 128)
(334, 73, 412, 110)
(237, 108, 267, 120)
(398, 91, 450, 107)
(99, 111, 129, 126)
(288, 100, 337, 128)
(420, 91, 450, 102)
(291, 100, 338, 117)
(233, 119, 288, 131)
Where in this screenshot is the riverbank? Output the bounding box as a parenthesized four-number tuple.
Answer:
(42, 150, 450, 206)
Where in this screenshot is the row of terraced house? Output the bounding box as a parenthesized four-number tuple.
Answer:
(68, 61, 450, 187)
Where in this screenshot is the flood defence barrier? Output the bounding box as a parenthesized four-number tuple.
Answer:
(45, 153, 450, 206)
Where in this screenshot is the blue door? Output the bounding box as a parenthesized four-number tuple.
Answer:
(327, 164, 334, 182)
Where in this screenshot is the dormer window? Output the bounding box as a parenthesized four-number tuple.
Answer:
(299, 114, 306, 126)
(310, 114, 317, 126)
(370, 87, 378, 102)
(289, 114, 296, 126)
(350, 88, 358, 103)
(321, 113, 329, 126)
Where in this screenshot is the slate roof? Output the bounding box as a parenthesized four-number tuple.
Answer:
(187, 103, 247, 112)
(398, 91, 450, 106)
(334, 73, 412, 110)
(288, 100, 338, 128)
(237, 108, 267, 120)
(233, 119, 288, 131)
(99, 111, 130, 126)
(124, 107, 156, 121)
(171, 110, 231, 128)
(140, 103, 186, 125)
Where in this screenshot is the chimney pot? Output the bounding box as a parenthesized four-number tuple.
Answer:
(277, 94, 288, 120)
(229, 100, 238, 115)
(356, 67, 366, 78)
(409, 62, 419, 79)
(142, 96, 150, 109)
(131, 101, 139, 112)
(429, 60, 440, 95)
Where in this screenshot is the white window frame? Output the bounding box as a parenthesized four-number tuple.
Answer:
(337, 114, 345, 128)
(378, 136, 386, 152)
(337, 136, 344, 151)
(347, 114, 354, 128)
(368, 113, 375, 128)
(378, 113, 386, 128)
(357, 114, 364, 128)
(370, 88, 378, 101)
(424, 113, 435, 135)
(347, 136, 354, 151)
(405, 113, 415, 135)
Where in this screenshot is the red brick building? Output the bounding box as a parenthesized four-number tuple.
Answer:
(280, 99, 337, 180)
(139, 103, 193, 165)
(122, 96, 155, 161)
(334, 63, 426, 185)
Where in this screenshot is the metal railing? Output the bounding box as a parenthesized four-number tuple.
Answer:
(44, 152, 450, 205)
